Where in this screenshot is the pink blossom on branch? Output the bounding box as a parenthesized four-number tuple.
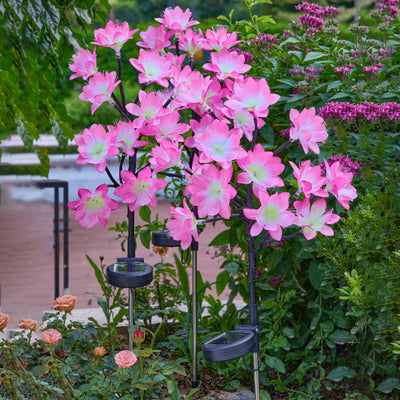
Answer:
(237, 144, 285, 189)
(324, 161, 357, 210)
(243, 189, 296, 241)
(92, 21, 138, 53)
(149, 139, 183, 173)
(69, 48, 97, 80)
(114, 167, 167, 212)
(203, 48, 251, 80)
(194, 119, 246, 169)
(155, 6, 199, 33)
(74, 124, 119, 173)
(79, 71, 121, 114)
(137, 25, 173, 50)
(107, 121, 148, 157)
(186, 164, 236, 219)
(129, 49, 173, 88)
(289, 107, 328, 154)
(203, 26, 241, 52)
(289, 160, 329, 198)
(294, 198, 340, 240)
(166, 200, 199, 250)
(177, 28, 205, 55)
(224, 77, 280, 118)
(68, 184, 119, 228)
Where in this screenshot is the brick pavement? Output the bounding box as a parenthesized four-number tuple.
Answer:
(0, 196, 230, 330)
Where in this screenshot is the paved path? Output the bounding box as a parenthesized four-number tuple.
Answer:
(0, 195, 233, 330)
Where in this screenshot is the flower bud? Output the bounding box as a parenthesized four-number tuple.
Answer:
(133, 329, 145, 344)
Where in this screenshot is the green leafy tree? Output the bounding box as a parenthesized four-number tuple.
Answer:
(0, 0, 110, 172)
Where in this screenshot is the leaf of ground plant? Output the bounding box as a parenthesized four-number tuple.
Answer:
(376, 378, 400, 393)
(326, 366, 356, 382)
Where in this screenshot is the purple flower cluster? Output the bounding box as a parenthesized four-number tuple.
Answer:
(290, 65, 324, 83)
(290, 1, 340, 37)
(320, 155, 361, 177)
(370, 0, 400, 25)
(249, 33, 280, 58)
(363, 64, 382, 79)
(334, 66, 352, 81)
(318, 102, 400, 123)
(270, 275, 281, 286)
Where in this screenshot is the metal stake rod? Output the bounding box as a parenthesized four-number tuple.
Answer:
(191, 242, 198, 388)
(128, 288, 135, 351)
(54, 186, 60, 299)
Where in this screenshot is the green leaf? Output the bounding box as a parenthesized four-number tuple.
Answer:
(303, 51, 327, 62)
(265, 355, 286, 374)
(260, 390, 272, 400)
(216, 270, 230, 296)
(277, 79, 298, 88)
(35, 147, 50, 177)
(209, 229, 230, 246)
(174, 254, 190, 298)
(166, 378, 180, 400)
(139, 205, 151, 223)
(329, 330, 357, 344)
(224, 261, 240, 275)
(86, 255, 107, 294)
(288, 50, 303, 62)
(308, 261, 324, 289)
(326, 366, 356, 382)
(328, 92, 351, 101)
(139, 229, 151, 249)
(326, 80, 343, 92)
(256, 15, 275, 25)
(376, 378, 400, 393)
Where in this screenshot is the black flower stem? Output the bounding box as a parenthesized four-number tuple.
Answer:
(250, 117, 259, 151)
(201, 214, 240, 224)
(175, 33, 180, 56)
(117, 53, 126, 107)
(256, 230, 302, 253)
(119, 154, 126, 183)
(111, 93, 129, 121)
(105, 166, 119, 188)
(273, 139, 293, 156)
(158, 171, 185, 179)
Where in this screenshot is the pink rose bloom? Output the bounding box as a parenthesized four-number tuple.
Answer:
(69, 48, 97, 80)
(114, 350, 137, 368)
(68, 184, 119, 228)
(92, 20, 138, 53)
(42, 329, 62, 345)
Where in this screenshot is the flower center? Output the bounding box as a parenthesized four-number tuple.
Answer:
(90, 142, 106, 159)
(248, 165, 266, 181)
(209, 183, 223, 198)
(261, 205, 279, 221)
(134, 181, 150, 193)
(86, 195, 105, 211)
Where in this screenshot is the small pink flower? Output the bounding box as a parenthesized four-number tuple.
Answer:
(155, 6, 199, 32)
(114, 350, 137, 368)
(225, 77, 280, 118)
(203, 26, 241, 51)
(195, 119, 246, 169)
(74, 124, 119, 173)
(149, 140, 182, 173)
(203, 48, 251, 80)
(289, 107, 328, 154)
(130, 49, 173, 88)
(42, 329, 62, 345)
(141, 110, 189, 142)
(107, 121, 147, 157)
(324, 161, 357, 210)
(237, 144, 284, 189)
(177, 28, 205, 55)
(243, 189, 296, 241)
(114, 167, 167, 212)
(294, 198, 340, 240)
(186, 164, 236, 219)
(79, 71, 121, 114)
(69, 48, 97, 80)
(68, 184, 119, 228)
(92, 20, 138, 52)
(137, 25, 173, 50)
(166, 199, 199, 250)
(289, 160, 328, 198)
(222, 107, 264, 141)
